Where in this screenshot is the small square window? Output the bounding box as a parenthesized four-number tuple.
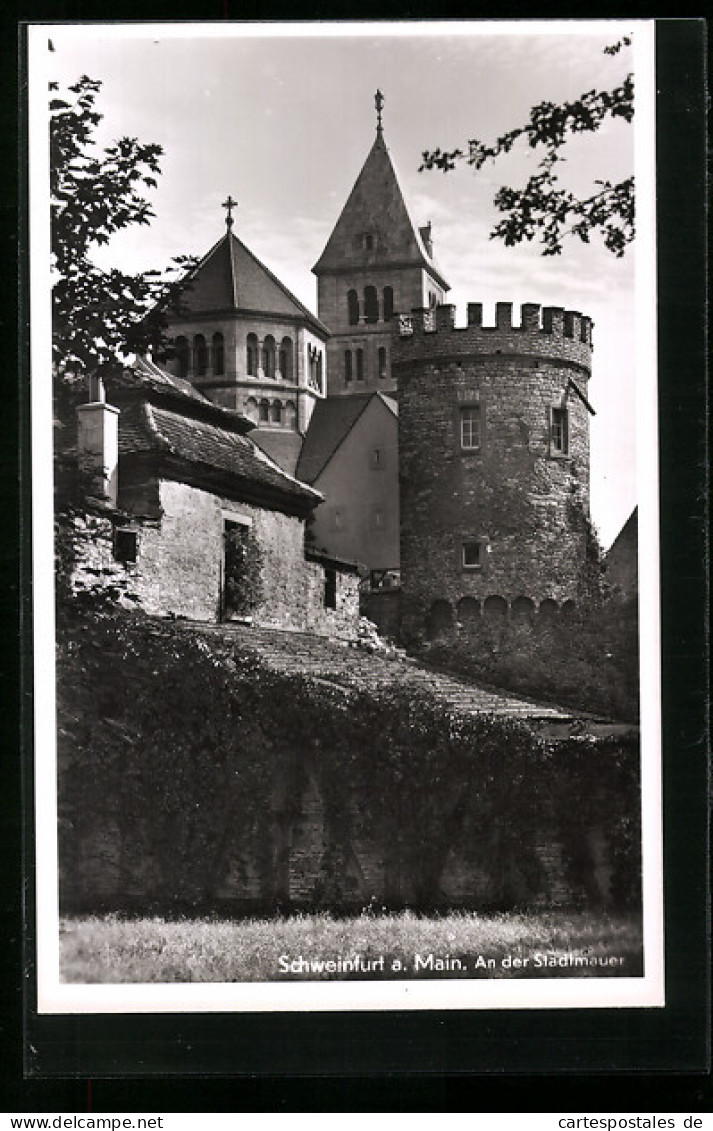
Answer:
(551, 407, 569, 455)
(114, 528, 138, 563)
(462, 541, 482, 570)
(459, 406, 481, 450)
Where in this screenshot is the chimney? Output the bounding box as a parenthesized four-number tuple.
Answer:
(76, 375, 120, 506)
(419, 222, 433, 258)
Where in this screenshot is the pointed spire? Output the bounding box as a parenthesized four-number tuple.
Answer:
(375, 89, 384, 135)
(222, 194, 238, 229)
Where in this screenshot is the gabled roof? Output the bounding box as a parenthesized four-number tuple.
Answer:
(172, 230, 329, 337)
(111, 358, 322, 514)
(312, 131, 450, 291)
(295, 392, 398, 485)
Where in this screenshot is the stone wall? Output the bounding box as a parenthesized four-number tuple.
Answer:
(60, 737, 633, 915)
(394, 303, 593, 640)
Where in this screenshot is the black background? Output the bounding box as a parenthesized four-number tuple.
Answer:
(3, 9, 709, 1111)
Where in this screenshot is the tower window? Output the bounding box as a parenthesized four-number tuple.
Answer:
(370, 447, 384, 470)
(193, 334, 208, 377)
(347, 289, 360, 326)
(212, 332, 225, 376)
(262, 335, 276, 380)
(550, 407, 569, 455)
(378, 346, 387, 379)
(246, 333, 258, 377)
(462, 541, 482, 570)
(459, 405, 481, 450)
(383, 286, 394, 321)
(279, 336, 293, 381)
(356, 349, 364, 381)
(344, 350, 353, 383)
(364, 286, 379, 324)
(175, 336, 189, 381)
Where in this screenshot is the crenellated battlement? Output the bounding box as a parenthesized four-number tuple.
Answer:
(393, 302, 593, 372)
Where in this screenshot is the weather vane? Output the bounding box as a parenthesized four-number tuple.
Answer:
(375, 89, 384, 134)
(222, 195, 238, 229)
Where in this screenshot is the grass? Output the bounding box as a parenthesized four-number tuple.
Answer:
(60, 909, 643, 983)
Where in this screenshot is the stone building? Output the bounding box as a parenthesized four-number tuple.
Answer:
(161, 201, 329, 477)
(393, 302, 596, 641)
(605, 507, 638, 600)
(295, 391, 399, 588)
(72, 355, 360, 636)
(150, 93, 600, 642)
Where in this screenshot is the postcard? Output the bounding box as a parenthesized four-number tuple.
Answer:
(28, 19, 664, 1020)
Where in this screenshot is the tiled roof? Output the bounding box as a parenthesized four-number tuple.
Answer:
(171, 231, 329, 337)
(312, 131, 450, 291)
(113, 359, 321, 512)
(295, 395, 373, 484)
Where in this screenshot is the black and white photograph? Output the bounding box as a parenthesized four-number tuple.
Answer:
(29, 20, 663, 1016)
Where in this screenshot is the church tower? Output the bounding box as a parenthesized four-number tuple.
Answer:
(312, 91, 450, 398)
(161, 198, 329, 475)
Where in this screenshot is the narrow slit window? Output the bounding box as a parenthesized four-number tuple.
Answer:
(551, 407, 569, 455)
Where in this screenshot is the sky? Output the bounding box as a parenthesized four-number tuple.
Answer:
(32, 20, 655, 548)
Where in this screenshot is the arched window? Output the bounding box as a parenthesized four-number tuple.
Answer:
(259, 399, 270, 423)
(484, 595, 508, 621)
(378, 347, 387, 380)
(344, 350, 353, 383)
(347, 289, 360, 326)
(426, 600, 453, 641)
(561, 599, 577, 623)
(279, 336, 293, 381)
(175, 336, 189, 381)
(270, 399, 282, 425)
(246, 333, 258, 377)
(244, 397, 259, 424)
(456, 596, 480, 629)
(285, 400, 297, 429)
(383, 286, 394, 322)
(512, 596, 535, 625)
(262, 335, 276, 380)
(212, 332, 225, 376)
(538, 598, 559, 624)
(356, 349, 364, 381)
(193, 334, 208, 377)
(364, 285, 379, 324)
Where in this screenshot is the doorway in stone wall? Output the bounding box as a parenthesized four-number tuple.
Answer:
(222, 517, 262, 622)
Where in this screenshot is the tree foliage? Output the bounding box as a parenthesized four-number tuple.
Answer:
(420, 39, 634, 257)
(50, 76, 195, 372)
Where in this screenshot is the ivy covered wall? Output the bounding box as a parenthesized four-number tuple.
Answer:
(57, 613, 641, 916)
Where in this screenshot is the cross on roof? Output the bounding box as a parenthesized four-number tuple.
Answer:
(375, 89, 384, 133)
(222, 195, 238, 228)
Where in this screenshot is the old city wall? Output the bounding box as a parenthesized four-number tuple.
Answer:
(393, 303, 593, 639)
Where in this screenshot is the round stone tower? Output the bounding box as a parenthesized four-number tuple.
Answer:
(393, 301, 595, 641)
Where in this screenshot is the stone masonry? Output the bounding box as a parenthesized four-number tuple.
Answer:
(394, 303, 594, 640)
